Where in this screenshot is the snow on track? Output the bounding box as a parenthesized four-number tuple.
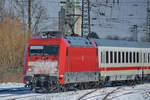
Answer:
(0, 83, 150, 100)
(77, 89, 98, 100)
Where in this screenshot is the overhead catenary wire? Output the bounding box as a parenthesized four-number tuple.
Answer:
(37, 0, 147, 4)
(15, 0, 146, 35)
(16, 0, 147, 5)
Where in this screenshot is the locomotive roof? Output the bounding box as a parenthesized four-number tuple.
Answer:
(93, 39, 150, 48)
(31, 36, 150, 48)
(65, 36, 93, 47)
(32, 36, 93, 47)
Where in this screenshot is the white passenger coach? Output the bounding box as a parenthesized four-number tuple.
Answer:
(94, 39, 150, 82)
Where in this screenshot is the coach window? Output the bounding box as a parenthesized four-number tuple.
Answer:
(137, 52, 139, 63)
(130, 52, 132, 63)
(122, 52, 125, 63)
(146, 53, 148, 63)
(148, 53, 150, 63)
(140, 53, 142, 63)
(133, 52, 136, 63)
(103, 52, 106, 63)
(118, 52, 121, 63)
(147, 53, 149, 63)
(106, 51, 109, 63)
(145, 53, 148, 63)
(148, 53, 149, 63)
(144, 53, 146, 63)
(149, 53, 150, 63)
(126, 52, 128, 63)
(110, 51, 113, 63)
(114, 51, 117, 63)
(101, 52, 103, 63)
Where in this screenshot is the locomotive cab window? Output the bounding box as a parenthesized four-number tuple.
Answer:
(29, 45, 59, 56)
(44, 45, 59, 56)
(30, 46, 44, 56)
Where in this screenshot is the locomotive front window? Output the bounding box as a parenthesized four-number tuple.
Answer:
(29, 45, 59, 56)
(30, 46, 44, 56)
(44, 45, 59, 56)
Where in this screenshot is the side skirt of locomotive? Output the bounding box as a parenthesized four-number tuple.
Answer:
(24, 72, 150, 92)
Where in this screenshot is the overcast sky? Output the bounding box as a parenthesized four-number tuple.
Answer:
(42, 0, 146, 40)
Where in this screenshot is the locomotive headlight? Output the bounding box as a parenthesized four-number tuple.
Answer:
(26, 68, 33, 76)
(28, 68, 32, 72)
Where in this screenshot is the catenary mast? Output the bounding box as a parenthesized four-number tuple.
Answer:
(82, 0, 91, 36)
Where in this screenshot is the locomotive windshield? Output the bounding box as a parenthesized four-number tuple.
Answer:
(29, 45, 59, 56)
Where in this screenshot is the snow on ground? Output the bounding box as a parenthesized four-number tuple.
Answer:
(0, 83, 150, 100)
(0, 82, 24, 89)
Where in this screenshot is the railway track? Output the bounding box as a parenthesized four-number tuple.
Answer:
(0, 87, 29, 93)
(109, 87, 150, 100)
(77, 89, 98, 100)
(77, 84, 150, 100)
(102, 87, 122, 100)
(77, 86, 124, 100)
(0, 93, 43, 100)
(0, 87, 33, 99)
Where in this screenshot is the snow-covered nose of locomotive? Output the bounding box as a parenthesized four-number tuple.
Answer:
(25, 45, 59, 77)
(27, 60, 58, 76)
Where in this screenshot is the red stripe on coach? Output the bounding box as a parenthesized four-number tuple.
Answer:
(99, 66, 150, 71)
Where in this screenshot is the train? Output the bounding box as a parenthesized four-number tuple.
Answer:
(23, 32, 150, 92)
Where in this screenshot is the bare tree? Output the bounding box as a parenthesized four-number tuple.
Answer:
(14, 0, 48, 33)
(31, 1, 48, 33)
(0, 0, 5, 21)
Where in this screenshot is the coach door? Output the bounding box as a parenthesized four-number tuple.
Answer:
(98, 47, 107, 80)
(142, 49, 150, 76)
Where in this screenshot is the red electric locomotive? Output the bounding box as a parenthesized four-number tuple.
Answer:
(23, 32, 99, 91)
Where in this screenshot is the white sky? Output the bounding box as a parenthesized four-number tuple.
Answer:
(42, 0, 146, 40)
